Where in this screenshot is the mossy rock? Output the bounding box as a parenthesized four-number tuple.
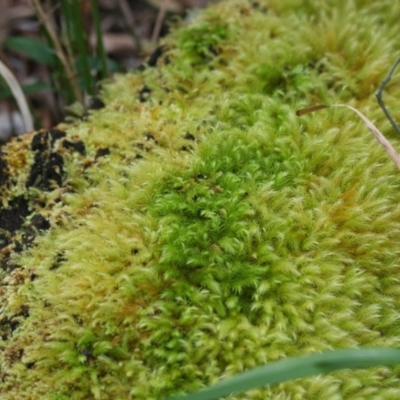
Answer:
(1, 0, 400, 398)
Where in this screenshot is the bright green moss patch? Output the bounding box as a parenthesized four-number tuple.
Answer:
(2, 0, 400, 399)
(177, 19, 230, 65)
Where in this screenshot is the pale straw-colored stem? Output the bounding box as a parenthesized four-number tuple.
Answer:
(0, 59, 33, 132)
(297, 103, 400, 171)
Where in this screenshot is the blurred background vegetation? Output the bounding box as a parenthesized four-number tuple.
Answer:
(0, 0, 212, 142)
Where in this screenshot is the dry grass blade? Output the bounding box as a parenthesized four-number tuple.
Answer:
(296, 104, 329, 116)
(0, 59, 33, 132)
(297, 103, 400, 171)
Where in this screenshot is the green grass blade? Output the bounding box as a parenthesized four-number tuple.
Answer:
(59, 0, 75, 49)
(3, 37, 56, 66)
(89, 0, 109, 80)
(58, 0, 82, 103)
(66, 0, 93, 95)
(166, 348, 400, 400)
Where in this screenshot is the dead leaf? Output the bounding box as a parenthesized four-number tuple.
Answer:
(296, 104, 329, 116)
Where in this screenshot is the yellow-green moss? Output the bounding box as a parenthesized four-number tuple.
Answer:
(2, 0, 400, 399)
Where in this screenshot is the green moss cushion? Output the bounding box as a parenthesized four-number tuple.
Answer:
(1, 0, 400, 398)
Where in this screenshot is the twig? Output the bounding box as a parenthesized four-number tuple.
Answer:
(151, 2, 167, 44)
(375, 55, 400, 135)
(116, 0, 142, 51)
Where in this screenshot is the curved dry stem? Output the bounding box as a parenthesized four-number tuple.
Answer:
(0, 58, 34, 133)
(297, 103, 400, 171)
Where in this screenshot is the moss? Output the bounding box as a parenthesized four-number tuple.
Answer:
(1, 0, 400, 399)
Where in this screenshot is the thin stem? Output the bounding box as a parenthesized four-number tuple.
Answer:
(151, 3, 167, 44)
(116, 0, 142, 52)
(375, 54, 400, 135)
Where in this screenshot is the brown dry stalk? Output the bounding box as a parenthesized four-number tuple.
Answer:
(117, 0, 142, 51)
(151, 2, 168, 43)
(297, 104, 400, 171)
